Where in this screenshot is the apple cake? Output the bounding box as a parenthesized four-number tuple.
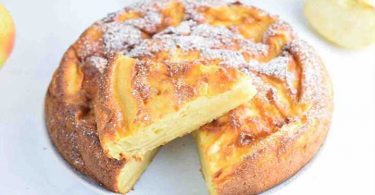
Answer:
(45, 0, 333, 194)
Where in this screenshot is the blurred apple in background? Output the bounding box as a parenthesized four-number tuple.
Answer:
(304, 0, 375, 49)
(0, 3, 15, 68)
(359, 0, 375, 7)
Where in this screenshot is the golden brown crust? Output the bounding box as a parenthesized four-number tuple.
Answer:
(45, 0, 333, 194)
(216, 119, 331, 195)
(44, 0, 203, 190)
(215, 70, 332, 195)
(197, 40, 333, 194)
(45, 94, 125, 192)
(45, 0, 210, 191)
(193, 2, 333, 193)
(45, 59, 126, 192)
(93, 1, 271, 159)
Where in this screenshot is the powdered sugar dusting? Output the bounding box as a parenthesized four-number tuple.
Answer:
(76, 37, 102, 60)
(96, 0, 329, 112)
(123, 11, 162, 33)
(86, 56, 108, 73)
(127, 21, 267, 68)
(242, 70, 273, 102)
(183, 0, 242, 21)
(287, 40, 330, 119)
(102, 22, 143, 54)
(263, 20, 296, 42)
(132, 60, 152, 102)
(204, 49, 246, 67)
(248, 55, 290, 80)
(241, 39, 269, 56)
(160, 20, 196, 35)
(52, 0, 333, 181)
(75, 25, 104, 60)
(100, 0, 269, 61)
(240, 54, 298, 97)
(173, 78, 197, 104)
(128, 0, 171, 13)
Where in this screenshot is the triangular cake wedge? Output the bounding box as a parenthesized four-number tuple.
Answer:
(95, 53, 257, 159)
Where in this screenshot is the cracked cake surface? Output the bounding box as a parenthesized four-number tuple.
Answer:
(45, 0, 333, 194)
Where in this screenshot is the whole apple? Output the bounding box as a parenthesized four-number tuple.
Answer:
(0, 4, 15, 68)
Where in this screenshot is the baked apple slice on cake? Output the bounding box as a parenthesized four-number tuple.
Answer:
(95, 50, 256, 159)
(195, 40, 333, 195)
(192, 3, 333, 194)
(46, 1, 333, 194)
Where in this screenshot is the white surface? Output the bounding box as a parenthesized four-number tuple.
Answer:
(0, 0, 374, 194)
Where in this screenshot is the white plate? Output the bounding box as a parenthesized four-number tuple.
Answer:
(0, 0, 374, 194)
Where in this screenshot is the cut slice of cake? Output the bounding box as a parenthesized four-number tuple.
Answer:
(115, 149, 158, 193)
(95, 53, 257, 159)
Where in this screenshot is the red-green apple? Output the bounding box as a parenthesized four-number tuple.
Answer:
(0, 4, 15, 67)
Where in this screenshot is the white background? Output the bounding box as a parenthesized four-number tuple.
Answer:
(0, 0, 374, 194)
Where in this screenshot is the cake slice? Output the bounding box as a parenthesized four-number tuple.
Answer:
(95, 53, 257, 159)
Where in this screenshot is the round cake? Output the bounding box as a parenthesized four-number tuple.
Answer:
(45, 0, 333, 194)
